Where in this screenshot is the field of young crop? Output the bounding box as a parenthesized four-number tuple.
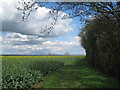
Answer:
(2, 56, 119, 89)
(1, 56, 82, 89)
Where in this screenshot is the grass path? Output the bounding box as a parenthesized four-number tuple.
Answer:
(34, 57, 120, 88)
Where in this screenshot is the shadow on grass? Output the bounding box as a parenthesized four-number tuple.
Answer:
(36, 57, 120, 88)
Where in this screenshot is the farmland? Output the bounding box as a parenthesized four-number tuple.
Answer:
(2, 56, 81, 89)
(1, 56, 120, 89)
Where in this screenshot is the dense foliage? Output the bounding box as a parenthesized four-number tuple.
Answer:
(79, 15, 120, 76)
(2, 56, 64, 89)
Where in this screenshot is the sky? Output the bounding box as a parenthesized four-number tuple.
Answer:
(0, 0, 86, 55)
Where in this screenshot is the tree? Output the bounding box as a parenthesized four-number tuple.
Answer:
(16, 1, 120, 34)
(16, 0, 60, 34)
(56, 2, 120, 23)
(79, 15, 120, 76)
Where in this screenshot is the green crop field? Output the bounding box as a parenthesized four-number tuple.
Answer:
(1, 56, 120, 89)
(1, 56, 82, 89)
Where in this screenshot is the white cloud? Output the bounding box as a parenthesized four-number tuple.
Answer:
(1, 33, 85, 55)
(0, 0, 86, 55)
(88, 15, 95, 21)
(1, 0, 72, 37)
(2, 33, 48, 46)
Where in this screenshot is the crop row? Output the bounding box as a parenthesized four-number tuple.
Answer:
(2, 56, 64, 89)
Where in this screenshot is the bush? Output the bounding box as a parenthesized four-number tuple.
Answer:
(80, 15, 120, 76)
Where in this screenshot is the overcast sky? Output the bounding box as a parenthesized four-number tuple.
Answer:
(0, 0, 86, 55)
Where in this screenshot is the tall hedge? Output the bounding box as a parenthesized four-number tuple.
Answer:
(80, 15, 120, 76)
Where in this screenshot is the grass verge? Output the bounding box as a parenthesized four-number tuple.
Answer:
(39, 57, 120, 88)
